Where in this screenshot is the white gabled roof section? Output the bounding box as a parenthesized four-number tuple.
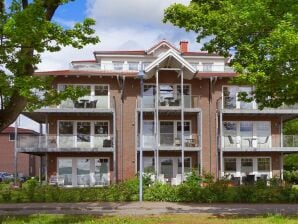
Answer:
(144, 49, 196, 80)
(146, 40, 180, 55)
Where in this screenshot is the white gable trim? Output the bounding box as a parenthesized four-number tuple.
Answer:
(147, 40, 180, 55)
(145, 49, 196, 74)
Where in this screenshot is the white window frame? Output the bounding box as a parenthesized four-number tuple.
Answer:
(57, 84, 110, 109)
(57, 157, 110, 187)
(222, 85, 256, 109)
(223, 157, 272, 181)
(223, 121, 271, 148)
(57, 120, 110, 148)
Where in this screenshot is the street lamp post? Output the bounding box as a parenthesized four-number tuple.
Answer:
(138, 69, 144, 202)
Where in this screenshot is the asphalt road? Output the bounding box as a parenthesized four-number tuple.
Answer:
(0, 202, 297, 216)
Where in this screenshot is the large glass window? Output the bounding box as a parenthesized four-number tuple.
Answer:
(94, 158, 109, 186)
(240, 122, 253, 147)
(95, 85, 108, 96)
(177, 85, 191, 107)
(77, 122, 91, 143)
(258, 158, 270, 172)
(178, 158, 191, 173)
(143, 157, 155, 173)
(94, 122, 109, 135)
(202, 63, 213, 71)
(113, 61, 123, 70)
(77, 159, 90, 186)
(160, 159, 173, 179)
(143, 85, 156, 108)
(159, 85, 174, 106)
(224, 158, 237, 172)
(59, 121, 74, 147)
(256, 122, 271, 148)
(128, 62, 139, 71)
(160, 121, 174, 146)
(223, 86, 237, 109)
(223, 121, 237, 147)
(143, 121, 155, 147)
(241, 158, 253, 173)
(58, 159, 72, 186)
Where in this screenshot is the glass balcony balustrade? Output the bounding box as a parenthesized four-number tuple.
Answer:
(17, 134, 114, 151)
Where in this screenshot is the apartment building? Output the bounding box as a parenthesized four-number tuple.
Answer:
(0, 127, 39, 177)
(17, 40, 298, 187)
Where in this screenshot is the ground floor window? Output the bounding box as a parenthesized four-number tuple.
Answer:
(57, 157, 109, 187)
(224, 157, 272, 182)
(143, 156, 193, 184)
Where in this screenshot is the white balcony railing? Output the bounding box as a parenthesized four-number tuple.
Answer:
(17, 134, 114, 151)
(71, 62, 234, 73)
(283, 135, 298, 147)
(45, 96, 111, 110)
(138, 95, 200, 109)
(221, 96, 298, 111)
(139, 133, 200, 149)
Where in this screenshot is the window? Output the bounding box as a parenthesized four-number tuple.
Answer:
(94, 122, 109, 135)
(9, 133, 15, 141)
(223, 86, 254, 109)
(113, 61, 123, 70)
(160, 121, 174, 146)
(223, 122, 237, 147)
(95, 158, 109, 185)
(143, 121, 155, 147)
(59, 121, 73, 135)
(202, 63, 213, 71)
(223, 86, 237, 109)
(241, 158, 253, 173)
(128, 62, 139, 71)
(95, 85, 108, 96)
(77, 122, 91, 143)
(58, 159, 72, 186)
(258, 158, 270, 172)
(143, 157, 155, 173)
(224, 158, 237, 172)
(77, 159, 90, 186)
(178, 158, 191, 173)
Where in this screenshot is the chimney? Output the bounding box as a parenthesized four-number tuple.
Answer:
(179, 40, 188, 53)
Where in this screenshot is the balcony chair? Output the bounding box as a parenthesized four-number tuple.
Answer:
(86, 100, 97, 108)
(257, 136, 269, 148)
(228, 135, 238, 146)
(103, 139, 112, 147)
(74, 100, 84, 108)
(174, 138, 181, 146)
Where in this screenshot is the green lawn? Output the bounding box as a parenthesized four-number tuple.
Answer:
(0, 214, 297, 224)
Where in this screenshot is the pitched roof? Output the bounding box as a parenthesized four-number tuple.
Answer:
(1, 127, 38, 135)
(146, 40, 180, 54)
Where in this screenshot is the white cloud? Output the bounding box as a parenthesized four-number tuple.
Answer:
(38, 0, 203, 71)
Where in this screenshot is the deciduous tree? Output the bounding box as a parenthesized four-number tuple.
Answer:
(164, 0, 298, 108)
(0, 0, 99, 131)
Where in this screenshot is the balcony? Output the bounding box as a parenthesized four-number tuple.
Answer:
(283, 135, 298, 147)
(222, 135, 298, 152)
(138, 95, 200, 110)
(138, 133, 201, 150)
(17, 134, 114, 153)
(220, 96, 298, 114)
(71, 62, 148, 72)
(193, 64, 234, 73)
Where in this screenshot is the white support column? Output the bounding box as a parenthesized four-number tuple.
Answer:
(155, 68, 159, 178)
(135, 111, 138, 174)
(280, 152, 284, 180)
(220, 112, 224, 178)
(113, 110, 117, 184)
(45, 153, 48, 182)
(280, 117, 283, 147)
(181, 69, 185, 180)
(45, 115, 48, 148)
(200, 111, 203, 175)
(14, 117, 18, 185)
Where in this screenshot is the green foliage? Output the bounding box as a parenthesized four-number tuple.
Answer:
(284, 170, 298, 184)
(283, 119, 298, 135)
(0, 175, 298, 203)
(0, 0, 99, 129)
(164, 0, 298, 108)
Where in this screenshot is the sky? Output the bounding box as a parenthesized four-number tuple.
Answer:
(11, 0, 204, 131)
(37, 0, 203, 71)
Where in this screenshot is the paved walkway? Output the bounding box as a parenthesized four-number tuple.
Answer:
(0, 202, 297, 216)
